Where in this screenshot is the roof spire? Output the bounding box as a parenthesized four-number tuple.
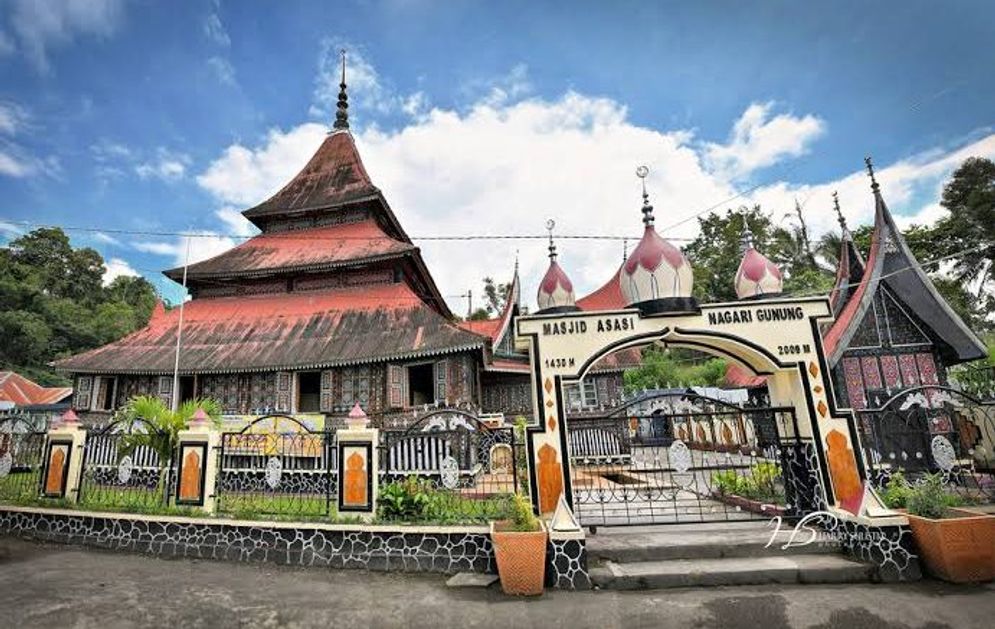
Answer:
(636, 165, 655, 226)
(622, 237, 628, 262)
(333, 49, 349, 131)
(739, 212, 755, 254)
(832, 190, 850, 235)
(864, 156, 879, 193)
(546, 219, 558, 261)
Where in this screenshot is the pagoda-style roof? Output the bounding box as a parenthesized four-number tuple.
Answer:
(827, 231, 866, 316)
(576, 265, 625, 311)
(53, 283, 484, 375)
(823, 181, 986, 366)
(164, 219, 414, 281)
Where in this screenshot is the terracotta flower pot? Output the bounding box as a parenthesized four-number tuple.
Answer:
(490, 520, 547, 596)
(905, 508, 995, 583)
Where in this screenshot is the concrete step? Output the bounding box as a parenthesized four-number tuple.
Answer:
(586, 522, 841, 563)
(590, 554, 877, 590)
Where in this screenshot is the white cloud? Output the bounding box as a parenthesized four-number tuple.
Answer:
(207, 55, 236, 86)
(197, 122, 327, 206)
(0, 31, 15, 56)
(214, 206, 257, 237)
(0, 150, 32, 177)
(0, 102, 28, 135)
(196, 68, 995, 312)
(93, 231, 121, 246)
(0, 221, 24, 236)
(133, 241, 179, 256)
(7, 0, 128, 73)
(103, 257, 139, 285)
(135, 231, 239, 269)
(704, 101, 826, 180)
(203, 2, 230, 47)
(135, 148, 191, 181)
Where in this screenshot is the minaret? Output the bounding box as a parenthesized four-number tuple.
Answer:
(332, 49, 349, 131)
(619, 166, 695, 312)
(536, 219, 578, 313)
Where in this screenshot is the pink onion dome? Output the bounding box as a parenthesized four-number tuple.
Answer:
(536, 226, 577, 312)
(734, 222, 783, 299)
(620, 169, 694, 308)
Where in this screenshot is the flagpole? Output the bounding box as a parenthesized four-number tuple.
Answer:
(171, 235, 191, 412)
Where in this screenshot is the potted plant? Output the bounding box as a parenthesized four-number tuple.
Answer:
(490, 493, 547, 595)
(900, 474, 994, 583)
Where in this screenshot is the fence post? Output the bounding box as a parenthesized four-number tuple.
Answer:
(174, 408, 220, 514)
(335, 403, 378, 522)
(43, 409, 87, 504)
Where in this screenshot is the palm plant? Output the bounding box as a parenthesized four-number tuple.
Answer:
(116, 395, 222, 499)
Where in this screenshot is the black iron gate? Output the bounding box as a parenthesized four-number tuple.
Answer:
(567, 391, 802, 526)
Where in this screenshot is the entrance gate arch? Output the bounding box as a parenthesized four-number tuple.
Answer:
(515, 296, 882, 524)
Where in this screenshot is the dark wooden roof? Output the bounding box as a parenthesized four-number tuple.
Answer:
(827, 232, 865, 316)
(54, 284, 484, 375)
(823, 186, 986, 366)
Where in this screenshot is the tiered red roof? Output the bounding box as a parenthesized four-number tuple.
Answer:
(55, 284, 484, 374)
(165, 220, 414, 280)
(243, 130, 382, 222)
(0, 372, 72, 407)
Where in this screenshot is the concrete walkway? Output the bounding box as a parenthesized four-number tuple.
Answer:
(1, 538, 993, 629)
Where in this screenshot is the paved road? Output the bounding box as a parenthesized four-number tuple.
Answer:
(1, 537, 993, 629)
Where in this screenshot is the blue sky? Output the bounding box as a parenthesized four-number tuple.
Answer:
(1, 0, 994, 307)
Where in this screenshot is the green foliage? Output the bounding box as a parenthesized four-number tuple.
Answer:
(906, 473, 965, 520)
(507, 492, 540, 532)
(684, 205, 832, 303)
(880, 471, 914, 509)
(623, 346, 726, 392)
(377, 475, 514, 524)
(513, 416, 531, 495)
(0, 227, 157, 384)
(712, 462, 783, 503)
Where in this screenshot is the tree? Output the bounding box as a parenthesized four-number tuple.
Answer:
(118, 395, 222, 496)
(684, 205, 832, 302)
(937, 157, 995, 298)
(0, 227, 158, 384)
(623, 347, 727, 392)
(481, 276, 510, 315)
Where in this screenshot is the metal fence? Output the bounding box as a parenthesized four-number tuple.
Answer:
(857, 385, 994, 505)
(378, 409, 523, 524)
(567, 391, 802, 527)
(216, 415, 336, 518)
(78, 418, 175, 511)
(0, 416, 47, 502)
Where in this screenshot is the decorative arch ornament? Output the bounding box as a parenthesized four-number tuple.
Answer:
(515, 295, 888, 522)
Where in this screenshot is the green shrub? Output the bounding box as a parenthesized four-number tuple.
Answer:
(377, 476, 434, 521)
(508, 492, 540, 532)
(880, 471, 913, 509)
(906, 473, 964, 519)
(711, 462, 783, 503)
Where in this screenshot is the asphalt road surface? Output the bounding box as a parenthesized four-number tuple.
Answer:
(1, 537, 992, 629)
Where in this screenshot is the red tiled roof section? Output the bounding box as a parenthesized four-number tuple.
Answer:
(724, 363, 768, 388)
(164, 220, 414, 280)
(457, 318, 502, 339)
(577, 267, 625, 311)
(487, 358, 531, 373)
(242, 131, 379, 220)
(54, 284, 485, 374)
(588, 347, 643, 373)
(0, 372, 72, 406)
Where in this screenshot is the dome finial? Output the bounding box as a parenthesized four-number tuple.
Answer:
(864, 156, 879, 193)
(545, 218, 557, 261)
(739, 211, 755, 254)
(636, 165, 654, 226)
(622, 237, 628, 262)
(333, 49, 350, 131)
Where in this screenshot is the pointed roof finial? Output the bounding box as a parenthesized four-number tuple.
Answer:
(333, 49, 349, 131)
(636, 165, 654, 226)
(514, 248, 520, 274)
(622, 237, 629, 262)
(832, 191, 850, 234)
(739, 212, 755, 254)
(546, 219, 557, 261)
(864, 156, 879, 193)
